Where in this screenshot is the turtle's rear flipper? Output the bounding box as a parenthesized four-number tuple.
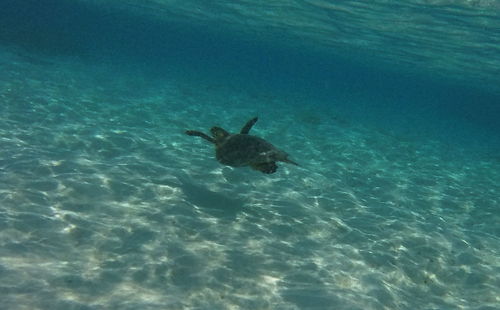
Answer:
(250, 162, 277, 174)
(185, 130, 216, 144)
(240, 117, 258, 134)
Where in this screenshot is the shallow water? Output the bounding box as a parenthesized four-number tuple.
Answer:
(1, 1, 500, 309)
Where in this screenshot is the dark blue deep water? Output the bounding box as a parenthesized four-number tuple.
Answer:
(1, 1, 499, 309)
(2, 0, 499, 152)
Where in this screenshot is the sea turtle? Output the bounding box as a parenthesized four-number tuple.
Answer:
(186, 117, 298, 174)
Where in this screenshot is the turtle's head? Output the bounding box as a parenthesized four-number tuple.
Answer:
(210, 126, 230, 141)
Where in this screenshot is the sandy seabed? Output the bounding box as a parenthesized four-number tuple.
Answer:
(0, 48, 499, 310)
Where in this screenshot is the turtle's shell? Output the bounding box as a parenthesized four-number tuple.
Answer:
(215, 134, 284, 167)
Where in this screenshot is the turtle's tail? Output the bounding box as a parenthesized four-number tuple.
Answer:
(284, 157, 299, 166)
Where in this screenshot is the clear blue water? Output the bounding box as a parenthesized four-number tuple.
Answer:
(1, 1, 499, 309)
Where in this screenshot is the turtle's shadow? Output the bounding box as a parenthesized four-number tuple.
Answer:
(177, 176, 246, 219)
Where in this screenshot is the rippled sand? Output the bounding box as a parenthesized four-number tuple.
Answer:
(1, 49, 499, 310)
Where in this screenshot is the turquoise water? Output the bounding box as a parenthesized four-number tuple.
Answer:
(1, 1, 499, 309)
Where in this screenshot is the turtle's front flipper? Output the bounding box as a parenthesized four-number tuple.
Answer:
(250, 162, 278, 174)
(185, 130, 216, 144)
(240, 117, 258, 134)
